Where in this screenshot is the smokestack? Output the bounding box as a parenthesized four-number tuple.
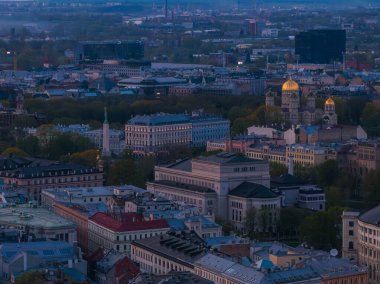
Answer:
(288, 155, 294, 176)
(165, 0, 168, 20)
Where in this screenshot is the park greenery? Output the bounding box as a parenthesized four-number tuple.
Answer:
(4, 93, 378, 138)
(0, 93, 379, 251)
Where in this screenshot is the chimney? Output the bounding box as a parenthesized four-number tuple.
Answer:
(288, 155, 294, 176)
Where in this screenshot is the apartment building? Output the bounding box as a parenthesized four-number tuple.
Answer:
(342, 205, 380, 284)
(246, 144, 287, 165)
(131, 232, 207, 275)
(88, 212, 169, 256)
(1, 163, 103, 203)
(285, 144, 337, 167)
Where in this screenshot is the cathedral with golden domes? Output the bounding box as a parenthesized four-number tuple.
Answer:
(266, 78, 337, 126)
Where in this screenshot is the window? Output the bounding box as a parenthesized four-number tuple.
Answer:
(348, 242, 354, 249)
(349, 230, 354, 236)
(349, 221, 354, 227)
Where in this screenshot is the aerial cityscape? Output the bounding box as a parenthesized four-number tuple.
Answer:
(0, 0, 379, 283)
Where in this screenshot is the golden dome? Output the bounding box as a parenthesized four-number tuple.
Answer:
(325, 97, 335, 105)
(282, 79, 300, 92)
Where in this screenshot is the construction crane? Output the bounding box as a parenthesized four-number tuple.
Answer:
(6, 51, 17, 71)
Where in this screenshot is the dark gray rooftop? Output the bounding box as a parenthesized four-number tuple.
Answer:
(149, 180, 216, 194)
(229, 182, 279, 199)
(128, 113, 190, 126)
(195, 152, 265, 165)
(359, 205, 380, 226)
(271, 174, 306, 188)
(132, 232, 207, 267)
(133, 272, 213, 284)
(166, 158, 192, 172)
(2, 163, 100, 179)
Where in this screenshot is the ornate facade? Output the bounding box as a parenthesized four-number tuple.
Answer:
(266, 78, 337, 126)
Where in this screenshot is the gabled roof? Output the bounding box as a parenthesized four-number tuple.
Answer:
(115, 256, 140, 281)
(229, 182, 278, 199)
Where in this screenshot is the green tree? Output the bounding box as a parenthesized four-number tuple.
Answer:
(69, 149, 99, 167)
(361, 169, 380, 204)
(16, 135, 40, 156)
(361, 103, 380, 137)
(277, 207, 313, 240)
(315, 159, 339, 187)
(215, 217, 235, 236)
(11, 116, 38, 128)
(15, 271, 44, 284)
(298, 207, 344, 250)
(269, 162, 288, 177)
(2, 147, 29, 157)
(107, 158, 136, 185)
(244, 207, 258, 239)
(259, 207, 270, 233)
(43, 133, 95, 160)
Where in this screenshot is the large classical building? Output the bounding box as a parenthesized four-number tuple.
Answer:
(125, 111, 230, 154)
(147, 152, 271, 219)
(147, 153, 282, 233)
(266, 78, 337, 126)
(342, 205, 380, 284)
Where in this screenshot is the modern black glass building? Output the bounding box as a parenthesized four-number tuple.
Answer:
(295, 30, 346, 64)
(75, 41, 144, 61)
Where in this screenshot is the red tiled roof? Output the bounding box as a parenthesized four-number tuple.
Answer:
(115, 256, 140, 281)
(89, 212, 169, 232)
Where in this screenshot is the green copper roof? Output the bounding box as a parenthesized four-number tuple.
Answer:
(229, 182, 278, 199)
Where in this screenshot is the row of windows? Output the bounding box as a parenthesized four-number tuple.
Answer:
(299, 195, 324, 201)
(126, 126, 191, 132)
(159, 174, 216, 190)
(231, 201, 242, 209)
(233, 166, 256, 173)
(133, 247, 187, 274)
(24, 175, 101, 186)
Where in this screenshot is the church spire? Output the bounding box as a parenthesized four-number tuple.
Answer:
(102, 106, 110, 157)
(104, 107, 108, 124)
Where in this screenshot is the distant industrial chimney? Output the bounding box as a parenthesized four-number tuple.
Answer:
(288, 155, 294, 176)
(165, 0, 168, 19)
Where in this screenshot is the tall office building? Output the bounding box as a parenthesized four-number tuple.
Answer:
(295, 30, 346, 64)
(75, 41, 144, 61)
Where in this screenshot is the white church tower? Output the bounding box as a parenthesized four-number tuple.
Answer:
(102, 107, 110, 157)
